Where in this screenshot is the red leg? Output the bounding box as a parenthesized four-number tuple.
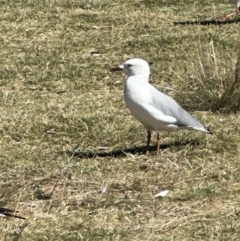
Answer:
(146, 130, 151, 155)
(157, 132, 161, 156)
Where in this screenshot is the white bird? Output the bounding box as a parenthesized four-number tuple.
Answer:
(111, 58, 212, 155)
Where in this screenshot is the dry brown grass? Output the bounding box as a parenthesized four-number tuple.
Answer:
(0, 0, 240, 240)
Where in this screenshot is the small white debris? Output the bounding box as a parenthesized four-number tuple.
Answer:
(219, 118, 227, 122)
(155, 190, 169, 198)
(113, 81, 122, 86)
(0, 214, 6, 218)
(97, 146, 109, 150)
(90, 51, 102, 57)
(101, 186, 108, 193)
(14, 227, 21, 234)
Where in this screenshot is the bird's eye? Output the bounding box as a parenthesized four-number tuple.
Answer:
(126, 64, 132, 68)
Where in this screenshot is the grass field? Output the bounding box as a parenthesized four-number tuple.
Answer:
(0, 0, 240, 240)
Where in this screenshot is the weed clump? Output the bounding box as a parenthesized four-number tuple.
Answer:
(176, 42, 240, 113)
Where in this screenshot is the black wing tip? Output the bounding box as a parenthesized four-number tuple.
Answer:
(204, 126, 213, 135)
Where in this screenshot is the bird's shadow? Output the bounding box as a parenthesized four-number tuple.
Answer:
(173, 17, 240, 26)
(67, 139, 199, 159)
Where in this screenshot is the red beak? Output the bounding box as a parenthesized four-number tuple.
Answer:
(110, 66, 123, 72)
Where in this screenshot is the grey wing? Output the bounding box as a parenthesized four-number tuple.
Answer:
(151, 86, 207, 131)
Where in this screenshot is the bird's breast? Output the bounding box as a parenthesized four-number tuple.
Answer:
(124, 82, 151, 108)
(123, 81, 154, 127)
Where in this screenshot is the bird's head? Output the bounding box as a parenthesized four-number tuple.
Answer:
(111, 58, 150, 80)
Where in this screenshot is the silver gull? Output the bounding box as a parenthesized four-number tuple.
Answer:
(111, 58, 212, 155)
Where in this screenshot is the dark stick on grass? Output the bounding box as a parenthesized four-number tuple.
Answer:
(173, 18, 240, 26)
